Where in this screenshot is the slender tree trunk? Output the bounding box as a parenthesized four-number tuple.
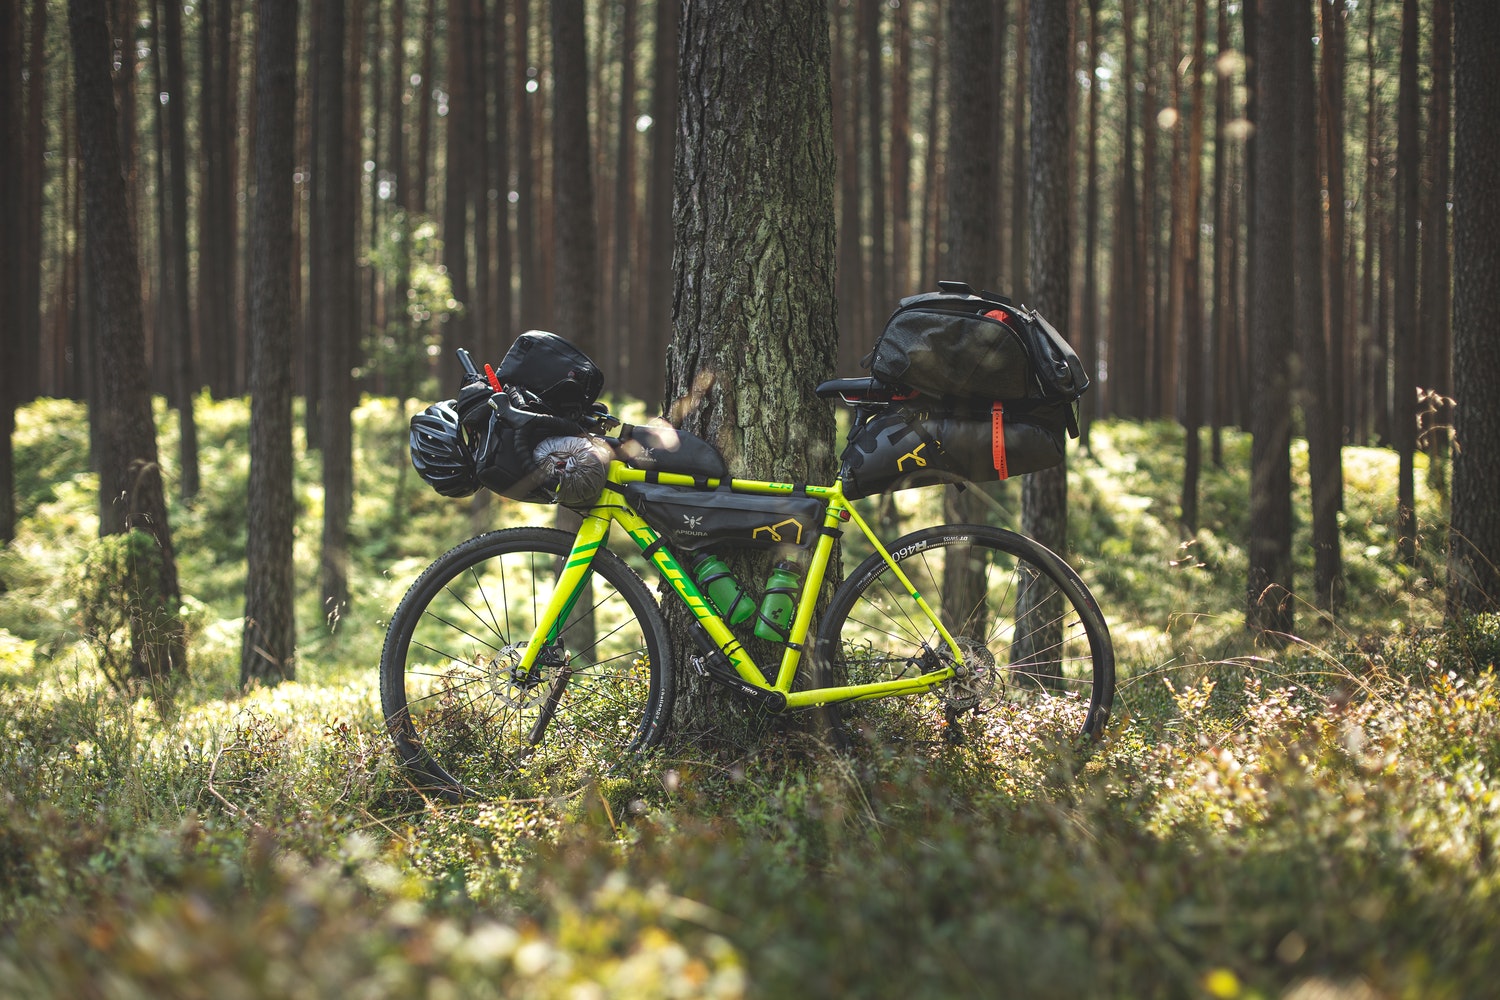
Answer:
(1010, 0, 1028, 296)
(1080, 0, 1100, 447)
(161, 0, 200, 500)
(243, 0, 300, 686)
(70, 0, 187, 680)
(666, 0, 838, 745)
(1448, 0, 1500, 616)
(20, 0, 46, 403)
(1394, 0, 1420, 563)
(1019, 0, 1072, 679)
(890, 0, 911, 298)
(862, 0, 888, 318)
(1111, 0, 1142, 419)
(1322, 0, 1347, 447)
(551, 0, 597, 356)
(641, 0, 676, 403)
(1180, 0, 1206, 534)
(514, 0, 541, 329)
(834, 1, 865, 368)
(918, 0, 943, 291)
(1295, 0, 1342, 610)
(316, 0, 356, 619)
(0, 0, 18, 542)
(491, 0, 512, 355)
(1247, 0, 1296, 638)
(1422, 0, 1453, 477)
(413, 0, 436, 215)
(1209, 0, 1230, 464)
(609, 0, 638, 388)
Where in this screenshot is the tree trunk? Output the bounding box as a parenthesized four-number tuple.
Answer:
(1246, 0, 1295, 639)
(834, 1, 865, 370)
(1111, 0, 1142, 419)
(243, 0, 299, 686)
(1321, 0, 1347, 447)
(441, 0, 472, 359)
(890, 0, 911, 298)
(20, 0, 46, 404)
(862, 0, 888, 320)
(946, 0, 998, 285)
(69, 0, 187, 681)
(550, 0, 597, 357)
(1448, 0, 1500, 616)
(1209, 0, 1230, 465)
(1009, 0, 1028, 296)
(1294, 0, 1342, 610)
(641, 0, 677, 404)
(160, 0, 200, 501)
(513, 0, 541, 330)
(1, 0, 18, 542)
(413, 0, 436, 216)
(1422, 0, 1453, 480)
(1180, 0, 1206, 534)
(1022, 0, 1071, 561)
(1080, 0, 1100, 447)
(1393, 0, 1419, 563)
(608, 0, 637, 387)
(666, 0, 838, 747)
(316, 0, 355, 619)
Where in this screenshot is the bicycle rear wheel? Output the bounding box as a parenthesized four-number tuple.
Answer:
(380, 527, 673, 799)
(814, 524, 1113, 750)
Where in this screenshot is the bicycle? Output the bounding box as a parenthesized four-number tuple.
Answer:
(380, 351, 1115, 799)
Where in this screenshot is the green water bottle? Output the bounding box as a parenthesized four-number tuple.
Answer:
(754, 560, 803, 642)
(691, 553, 754, 624)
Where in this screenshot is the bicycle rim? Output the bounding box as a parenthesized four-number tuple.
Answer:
(380, 527, 673, 799)
(816, 524, 1114, 751)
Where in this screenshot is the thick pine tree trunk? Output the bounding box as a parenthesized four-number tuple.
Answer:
(1448, 0, 1500, 616)
(243, 0, 299, 686)
(665, 0, 838, 746)
(1246, 0, 1295, 638)
(69, 0, 187, 680)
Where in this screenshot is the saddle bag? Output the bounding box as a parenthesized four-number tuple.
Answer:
(623, 483, 827, 553)
(865, 281, 1090, 404)
(838, 400, 1068, 501)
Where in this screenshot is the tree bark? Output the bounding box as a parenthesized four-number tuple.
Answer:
(1393, 0, 1419, 563)
(1080, 0, 1101, 448)
(315, 0, 355, 619)
(1246, 0, 1295, 638)
(1, 0, 18, 542)
(1180, 0, 1206, 534)
(243, 0, 300, 686)
(1022, 0, 1071, 566)
(641, 0, 677, 404)
(665, 0, 839, 746)
(160, 0, 200, 501)
(550, 0, 598, 356)
(1448, 0, 1500, 615)
(1294, 0, 1343, 610)
(69, 0, 187, 680)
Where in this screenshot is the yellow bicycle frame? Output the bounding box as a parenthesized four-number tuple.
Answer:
(510, 461, 968, 710)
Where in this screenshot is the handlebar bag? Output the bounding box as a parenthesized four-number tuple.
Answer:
(494, 331, 605, 420)
(622, 483, 827, 553)
(471, 392, 587, 503)
(865, 281, 1090, 403)
(838, 400, 1067, 501)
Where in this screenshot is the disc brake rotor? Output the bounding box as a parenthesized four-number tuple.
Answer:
(478, 644, 553, 711)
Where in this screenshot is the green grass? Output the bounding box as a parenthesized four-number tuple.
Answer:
(1, 396, 1496, 998)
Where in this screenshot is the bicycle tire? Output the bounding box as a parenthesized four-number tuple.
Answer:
(380, 527, 674, 799)
(814, 523, 1114, 750)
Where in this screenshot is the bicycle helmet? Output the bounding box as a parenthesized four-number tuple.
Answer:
(410, 400, 480, 497)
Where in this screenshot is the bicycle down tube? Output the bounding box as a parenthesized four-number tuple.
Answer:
(509, 461, 968, 710)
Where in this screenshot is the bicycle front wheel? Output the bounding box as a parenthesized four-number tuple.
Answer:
(380, 527, 674, 799)
(815, 524, 1113, 750)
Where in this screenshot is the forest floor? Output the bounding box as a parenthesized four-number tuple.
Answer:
(1, 395, 1496, 998)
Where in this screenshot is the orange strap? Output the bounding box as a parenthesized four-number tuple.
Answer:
(991, 402, 1008, 480)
